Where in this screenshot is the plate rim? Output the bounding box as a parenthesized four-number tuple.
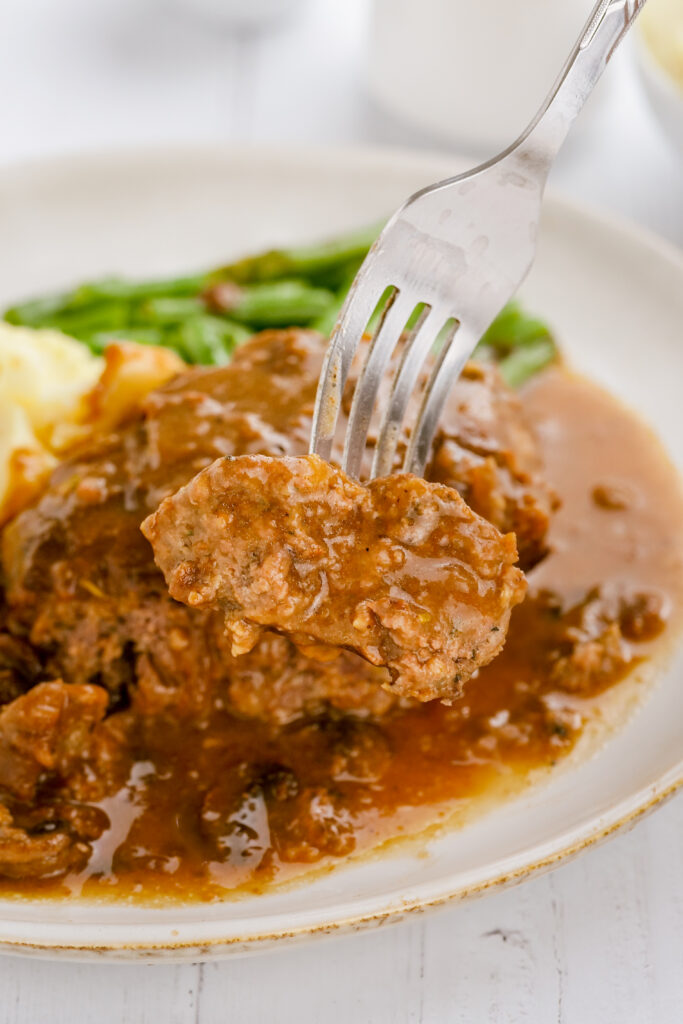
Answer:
(0, 141, 681, 959)
(0, 139, 681, 272)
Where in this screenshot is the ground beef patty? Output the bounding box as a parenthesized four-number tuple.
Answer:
(143, 453, 526, 702)
(2, 329, 551, 718)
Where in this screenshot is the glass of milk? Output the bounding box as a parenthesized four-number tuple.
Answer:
(368, 0, 607, 155)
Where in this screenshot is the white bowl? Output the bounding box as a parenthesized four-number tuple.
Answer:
(634, 28, 683, 156)
(170, 0, 309, 29)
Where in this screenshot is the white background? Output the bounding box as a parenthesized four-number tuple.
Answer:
(0, 1, 681, 1020)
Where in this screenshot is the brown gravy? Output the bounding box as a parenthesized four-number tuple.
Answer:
(2, 367, 683, 903)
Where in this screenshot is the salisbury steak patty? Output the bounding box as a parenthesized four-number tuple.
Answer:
(430, 361, 557, 568)
(2, 329, 550, 718)
(143, 454, 526, 702)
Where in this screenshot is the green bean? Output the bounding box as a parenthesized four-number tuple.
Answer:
(312, 255, 367, 291)
(211, 224, 381, 286)
(214, 318, 253, 348)
(72, 274, 209, 304)
(480, 302, 552, 352)
(2, 224, 558, 388)
(498, 338, 556, 388)
(221, 280, 337, 328)
(136, 297, 205, 325)
(5, 275, 209, 329)
(309, 261, 364, 336)
(176, 316, 251, 365)
(47, 301, 132, 340)
(4, 292, 77, 327)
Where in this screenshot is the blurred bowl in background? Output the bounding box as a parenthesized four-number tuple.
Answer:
(367, 0, 608, 157)
(634, 0, 683, 157)
(171, 0, 309, 30)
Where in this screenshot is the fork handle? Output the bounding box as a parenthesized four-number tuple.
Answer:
(509, 0, 647, 175)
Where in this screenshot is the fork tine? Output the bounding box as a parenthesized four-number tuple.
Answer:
(342, 291, 418, 479)
(370, 307, 451, 480)
(309, 280, 382, 463)
(403, 320, 482, 476)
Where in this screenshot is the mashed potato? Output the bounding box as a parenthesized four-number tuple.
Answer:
(0, 324, 103, 439)
(0, 324, 185, 525)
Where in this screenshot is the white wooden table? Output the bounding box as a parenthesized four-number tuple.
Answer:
(0, 1, 681, 1020)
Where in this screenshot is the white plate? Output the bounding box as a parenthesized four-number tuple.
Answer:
(0, 145, 682, 962)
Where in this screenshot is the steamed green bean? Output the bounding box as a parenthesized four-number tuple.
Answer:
(2, 224, 557, 386)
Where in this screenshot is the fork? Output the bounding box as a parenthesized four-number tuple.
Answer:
(310, 0, 647, 480)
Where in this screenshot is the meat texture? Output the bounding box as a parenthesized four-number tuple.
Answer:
(2, 330, 323, 719)
(0, 628, 42, 706)
(430, 362, 557, 569)
(2, 329, 552, 720)
(143, 453, 526, 702)
(225, 635, 398, 724)
(545, 585, 666, 693)
(0, 681, 109, 879)
(0, 681, 108, 801)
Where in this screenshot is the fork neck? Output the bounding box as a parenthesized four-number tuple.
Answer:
(505, 0, 646, 183)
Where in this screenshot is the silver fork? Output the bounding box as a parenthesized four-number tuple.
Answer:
(310, 0, 646, 480)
